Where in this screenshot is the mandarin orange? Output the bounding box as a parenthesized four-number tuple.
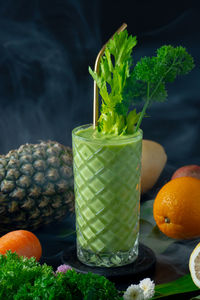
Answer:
(153, 177, 200, 239)
(0, 230, 42, 261)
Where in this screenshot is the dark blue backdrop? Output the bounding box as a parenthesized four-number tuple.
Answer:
(0, 0, 199, 168)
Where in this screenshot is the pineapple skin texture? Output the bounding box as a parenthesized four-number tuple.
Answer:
(0, 141, 74, 234)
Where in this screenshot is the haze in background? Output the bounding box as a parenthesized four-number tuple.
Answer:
(0, 0, 199, 167)
(0, 0, 100, 152)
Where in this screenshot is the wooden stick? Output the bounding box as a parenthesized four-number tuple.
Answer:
(93, 23, 127, 129)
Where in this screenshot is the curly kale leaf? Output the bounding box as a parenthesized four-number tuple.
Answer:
(65, 270, 121, 300)
(123, 45, 194, 131)
(0, 251, 122, 300)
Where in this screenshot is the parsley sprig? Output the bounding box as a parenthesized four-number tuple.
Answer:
(89, 30, 194, 135)
(0, 251, 122, 300)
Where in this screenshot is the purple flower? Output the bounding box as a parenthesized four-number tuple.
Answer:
(56, 264, 72, 274)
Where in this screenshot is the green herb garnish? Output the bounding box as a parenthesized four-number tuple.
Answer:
(89, 30, 194, 135)
(0, 251, 122, 299)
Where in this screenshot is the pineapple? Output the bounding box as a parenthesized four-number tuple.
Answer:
(0, 141, 74, 234)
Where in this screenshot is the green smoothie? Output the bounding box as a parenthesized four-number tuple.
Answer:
(72, 25, 194, 267)
(72, 124, 142, 267)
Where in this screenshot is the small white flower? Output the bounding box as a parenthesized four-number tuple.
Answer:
(123, 284, 144, 300)
(139, 278, 155, 299)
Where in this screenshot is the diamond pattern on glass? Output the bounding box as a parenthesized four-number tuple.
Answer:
(73, 135, 142, 255)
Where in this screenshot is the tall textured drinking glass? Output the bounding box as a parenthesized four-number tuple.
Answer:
(72, 124, 143, 267)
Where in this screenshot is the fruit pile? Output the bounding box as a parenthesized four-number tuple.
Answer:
(152, 164, 200, 290)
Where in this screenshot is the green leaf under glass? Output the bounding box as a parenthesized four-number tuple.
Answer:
(191, 295, 200, 299)
(153, 274, 199, 299)
(140, 199, 174, 254)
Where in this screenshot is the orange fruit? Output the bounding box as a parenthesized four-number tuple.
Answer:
(153, 177, 200, 239)
(0, 230, 42, 261)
